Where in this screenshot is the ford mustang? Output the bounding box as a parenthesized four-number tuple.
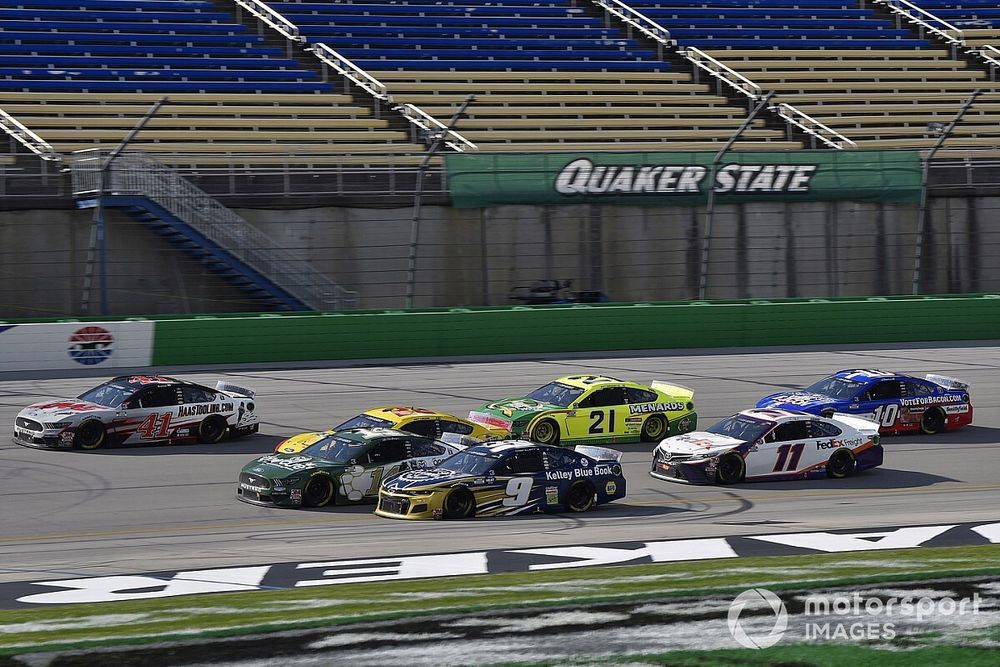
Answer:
(651, 408, 882, 485)
(238, 427, 465, 508)
(13, 375, 258, 450)
(467, 374, 696, 446)
(275, 406, 508, 453)
(376, 440, 626, 520)
(755, 369, 973, 434)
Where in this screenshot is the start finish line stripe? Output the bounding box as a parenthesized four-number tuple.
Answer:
(1, 521, 997, 607)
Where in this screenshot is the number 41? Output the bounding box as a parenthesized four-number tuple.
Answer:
(136, 413, 173, 439)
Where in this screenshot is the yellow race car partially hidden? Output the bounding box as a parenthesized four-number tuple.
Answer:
(275, 406, 509, 454)
(468, 374, 697, 446)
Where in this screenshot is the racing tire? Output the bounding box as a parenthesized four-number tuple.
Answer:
(442, 487, 476, 519)
(73, 420, 107, 450)
(920, 408, 946, 435)
(197, 415, 228, 444)
(827, 448, 856, 479)
(565, 481, 596, 513)
(640, 414, 668, 442)
(530, 419, 560, 446)
(302, 476, 335, 507)
(715, 453, 745, 485)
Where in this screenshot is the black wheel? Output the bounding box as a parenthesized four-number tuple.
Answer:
(827, 448, 856, 479)
(715, 453, 745, 485)
(920, 408, 946, 435)
(640, 414, 668, 442)
(442, 487, 475, 519)
(565, 481, 596, 513)
(197, 415, 228, 444)
(302, 476, 335, 507)
(530, 419, 560, 446)
(73, 420, 107, 450)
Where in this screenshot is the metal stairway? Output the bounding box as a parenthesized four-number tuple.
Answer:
(70, 150, 358, 311)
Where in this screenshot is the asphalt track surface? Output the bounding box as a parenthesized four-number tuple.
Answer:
(2, 344, 999, 588)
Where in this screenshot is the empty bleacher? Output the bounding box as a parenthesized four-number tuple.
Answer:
(624, 0, 1000, 151)
(273, 0, 802, 151)
(0, 0, 423, 163)
(918, 0, 1000, 48)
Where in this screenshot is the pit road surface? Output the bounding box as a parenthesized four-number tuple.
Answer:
(2, 344, 998, 586)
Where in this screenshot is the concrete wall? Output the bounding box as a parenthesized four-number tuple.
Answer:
(2, 196, 999, 317)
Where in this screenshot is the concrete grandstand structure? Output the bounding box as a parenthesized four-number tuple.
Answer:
(1, 0, 999, 316)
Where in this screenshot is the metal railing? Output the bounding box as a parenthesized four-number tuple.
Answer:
(0, 108, 60, 161)
(680, 47, 763, 101)
(976, 44, 1000, 77)
(69, 149, 359, 310)
(592, 0, 672, 48)
(307, 43, 390, 101)
(396, 103, 478, 152)
(234, 0, 303, 42)
(772, 103, 857, 150)
(874, 0, 964, 46)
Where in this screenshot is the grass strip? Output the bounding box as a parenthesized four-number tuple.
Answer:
(1, 543, 999, 655)
(498, 644, 1000, 667)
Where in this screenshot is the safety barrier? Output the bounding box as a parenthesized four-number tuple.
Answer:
(143, 294, 1000, 366)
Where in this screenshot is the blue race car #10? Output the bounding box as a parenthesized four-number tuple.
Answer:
(651, 408, 882, 485)
(376, 440, 627, 519)
(755, 368, 972, 435)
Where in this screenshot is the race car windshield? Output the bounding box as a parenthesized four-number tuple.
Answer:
(805, 376, 865, 399)
(526, 382, 584, 407)
(76, 382, 134, 407)
(333, 414, 394, 430)
(438, 450, 500, 476)
(301, 436, 366, 463)
(707, 415, 773, 442)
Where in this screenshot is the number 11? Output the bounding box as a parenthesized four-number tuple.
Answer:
(772, 443, 805, 472)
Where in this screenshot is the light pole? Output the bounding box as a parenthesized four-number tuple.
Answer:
(404, 94, 475, 309)
(81, 95, 168, 315)
(698, 91, 775, 300)
(911, 88, 980, 295)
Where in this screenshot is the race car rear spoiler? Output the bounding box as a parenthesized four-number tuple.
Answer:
(574, 445, 623, 463)
(925, 374, 970, 391)
(650, 381, 695, 401)
(216, 381, 256, 398)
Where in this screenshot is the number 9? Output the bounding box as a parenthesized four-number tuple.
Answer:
(503, 477, 533, 506)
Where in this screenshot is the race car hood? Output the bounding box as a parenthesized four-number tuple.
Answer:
(19, 399, 108, 422)
(468, 398, 561, 430)
(756, 391, 838, 411)
(657, 431, 745, 456)
(381, 467, 477, 492)
(274, 430, 330, 454)
(242, 453, 342, 479)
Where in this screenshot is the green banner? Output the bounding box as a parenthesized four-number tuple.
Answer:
(445, 150, 922, 208)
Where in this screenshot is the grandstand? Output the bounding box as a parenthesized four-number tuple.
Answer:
(0, 0, 425, 164)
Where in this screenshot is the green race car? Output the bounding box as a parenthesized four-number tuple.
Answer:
(237, 427, 465, 508)
(468, 374, 697, 446)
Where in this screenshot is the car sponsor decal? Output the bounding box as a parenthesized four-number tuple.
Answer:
(67, 326, 114, 366)
(545, 486, 560, 504)
(3, 521, 997, 607)
(629, 402, 685, 414)
(177, 402, 234, 417)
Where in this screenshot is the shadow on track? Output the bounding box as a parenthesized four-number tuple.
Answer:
(735, 467, 957, 491)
